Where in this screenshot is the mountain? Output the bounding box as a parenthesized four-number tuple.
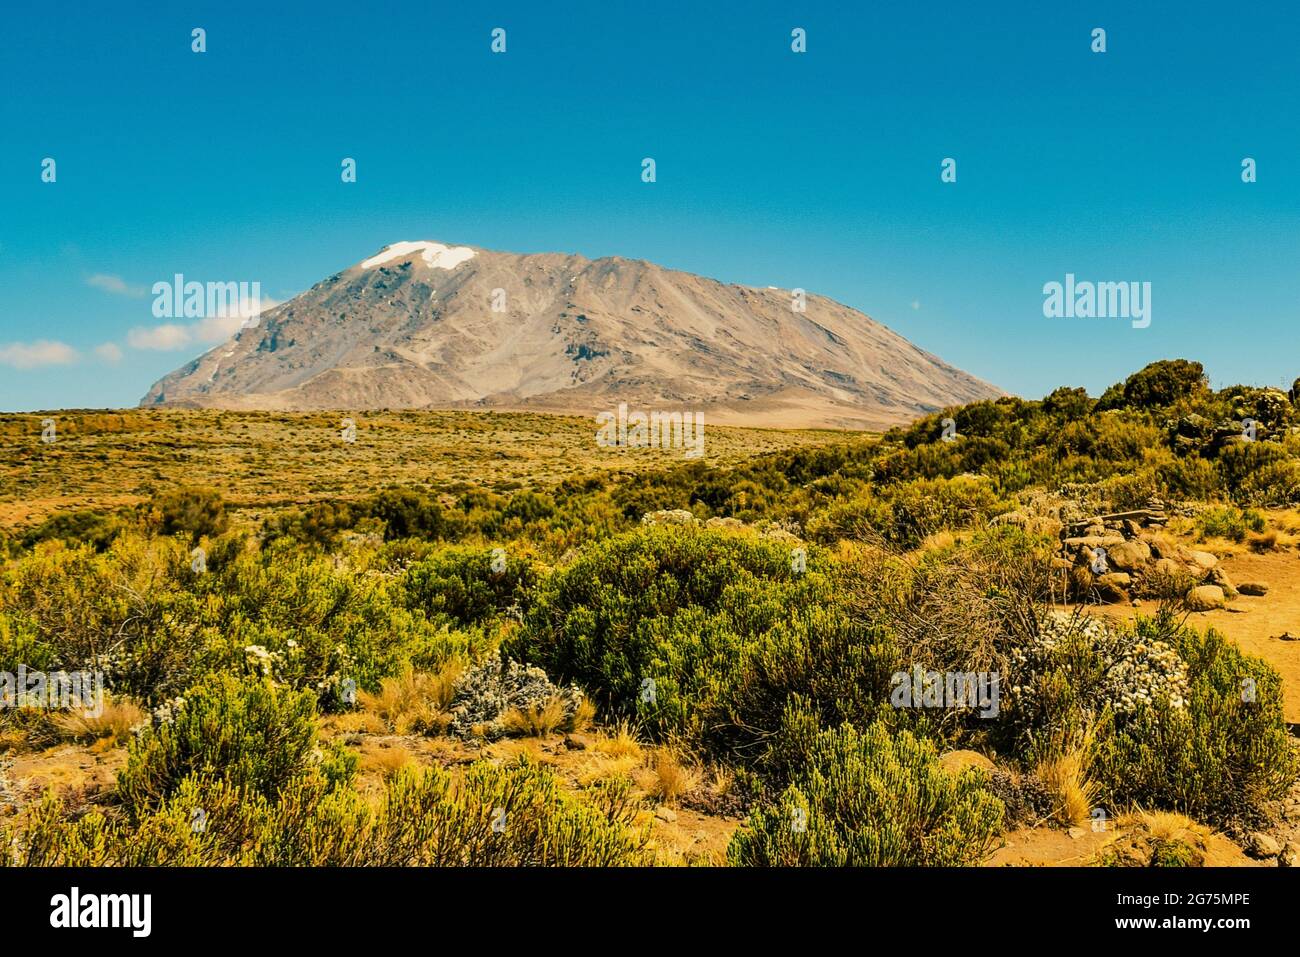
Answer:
(140, 241, 1002, 429)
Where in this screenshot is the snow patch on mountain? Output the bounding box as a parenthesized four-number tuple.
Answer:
(361, 241, 476, 271)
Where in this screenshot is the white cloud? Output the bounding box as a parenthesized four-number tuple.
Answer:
(127, 324, 194, 351)
(126, 296, 281, 352)
(87, 273, 147, 298)
(0, 340, 79, 369)
(94, 342, 124, 363)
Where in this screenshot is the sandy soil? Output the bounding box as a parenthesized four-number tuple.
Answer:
(986, 825, 1260, 867)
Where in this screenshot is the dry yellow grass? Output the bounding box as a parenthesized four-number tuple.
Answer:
(500, 694, 570, 738)
(52, 696, 146, 748)
(1248, 529, 1282, 552)
(918, 530, 960, 553)
(1036, 734, 1100, 828)
(1118, 808, 1211, 844)
(638, 747, 699, 805)
(359, 663, 460, 735)
(322, 711, 388, 735)
(574, 754, 641, 787)
(359, 743, 417, 779)
(593, 721, 643, 761)
(0, 409, 832, 533)
(570, 697, 597, 733)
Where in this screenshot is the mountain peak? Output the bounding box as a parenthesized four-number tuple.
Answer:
(358, 241, 477, 271)
(141, 242, 1000, 429)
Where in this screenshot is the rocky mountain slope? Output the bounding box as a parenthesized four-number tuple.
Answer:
(141, 241, 1001, 429)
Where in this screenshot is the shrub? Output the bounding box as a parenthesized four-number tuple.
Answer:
(1219, 440, 1291, 498)
(1090, 615, 1297, 825)
(8, 756, 646, 867)
(727, 711, 1003, 866)
(1235, 458, 1300, 506)
(1113, 359, 1209, 411)
(399, 546, 537, 628)
(510, 526, 892, 758)
(19, 509, 128, 552)
(882, 476, 1012, 548)
(366, 489, 448, 541)
(1197, 506, 1266, 543)
(116, 674, 317, 817)
(149, 487, 228, 541)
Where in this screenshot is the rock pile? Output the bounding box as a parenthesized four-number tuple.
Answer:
(1054, 499, 1264, 607)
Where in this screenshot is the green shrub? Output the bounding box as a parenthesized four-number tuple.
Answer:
(1155, 456, 1221, 501)
(116, 674, 317, 817)
(509, 526, 862, 753)
(399, 546, 537, 628)
(1218, 439, 1291, 498)
(728, 711, 1004, 866)
(366, 489, 449, 541)
(1197, 506, 1266, 543)
(1090, 616, 1297, 825)
(149, 487, 228, 541)
(883, 476, 1011, 548)
(19, 509, 128, 552)
(1109, 359, 1209, 411)
(1235, 458, 1300, 506)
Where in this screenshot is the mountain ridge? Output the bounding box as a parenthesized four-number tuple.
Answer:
(141, 241, 1003, 429)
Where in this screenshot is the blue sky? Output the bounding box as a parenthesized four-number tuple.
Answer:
(2, 1, 1298, 411)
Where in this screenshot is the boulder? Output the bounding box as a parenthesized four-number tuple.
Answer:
(1248, 831, 1282, 859)
(1064, 535, 1126, 550)
(1095, 580, 1130, 604)
(704, 516, 744, 530)
(641, 509, 698, 526)
(1188, 550, 1219, 570)
(1204, 566, 1238, 599)
(1107, 540, 1151, 571)
(1185, 585, 1226, 611)
(1238, 581, 1269, 596)
(1151, 558, 1184, 580)
(1098, 572, 1132, 589)
(939, 750, 996, 775)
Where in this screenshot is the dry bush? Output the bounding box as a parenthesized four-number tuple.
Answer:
(359, 663, 460, 735)
(500, 694, 569, 738)
(1036, 731, 1100, 828)
(638, 747, 698, 805)
(835, 532, 1056, 738)
(1247, 529, 1280, 552)
(53, 697, 146, 748)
